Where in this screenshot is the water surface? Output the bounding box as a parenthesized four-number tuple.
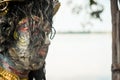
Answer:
(46, 33, 111, 80)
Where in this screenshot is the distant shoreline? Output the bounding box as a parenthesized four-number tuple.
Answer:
(57, 31, 111, 34)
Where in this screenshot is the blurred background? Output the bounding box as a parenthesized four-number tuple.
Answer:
(46, 0, 111, 80)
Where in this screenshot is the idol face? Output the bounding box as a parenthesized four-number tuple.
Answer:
(0, 0, 53, 70)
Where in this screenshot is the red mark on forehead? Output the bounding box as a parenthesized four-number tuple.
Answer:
(19, 27, 28, 32)
(18, 18, 29, 32)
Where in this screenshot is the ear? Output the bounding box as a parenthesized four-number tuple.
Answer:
(53, 1, 60, 16)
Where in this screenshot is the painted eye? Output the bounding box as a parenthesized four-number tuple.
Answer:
(0, 2, 8, 12)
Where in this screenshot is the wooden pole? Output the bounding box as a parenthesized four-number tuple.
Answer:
(110, 0, 120, 80)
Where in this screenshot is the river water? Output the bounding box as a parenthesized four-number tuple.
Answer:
(46, 33, 111, 80)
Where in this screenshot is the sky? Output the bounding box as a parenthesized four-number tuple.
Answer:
(53, 0, 112, 32)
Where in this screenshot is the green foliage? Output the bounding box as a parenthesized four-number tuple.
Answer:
(67, 0, 104, 20)
(90, 0, 97, 5)
(89, 0, 104, 21)
(66, 0, 104, 32)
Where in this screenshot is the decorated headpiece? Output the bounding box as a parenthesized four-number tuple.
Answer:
(0, 0, 24, 16)
(0, 0, 24, 2)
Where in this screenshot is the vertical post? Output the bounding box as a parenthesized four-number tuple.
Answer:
(111, 0, 120, 80)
